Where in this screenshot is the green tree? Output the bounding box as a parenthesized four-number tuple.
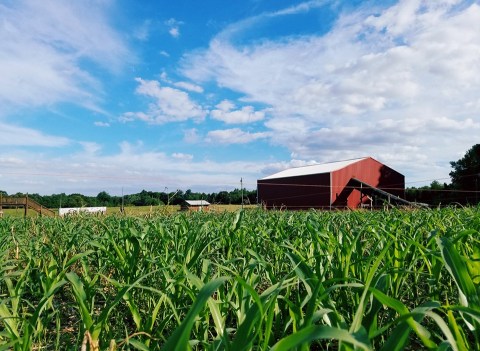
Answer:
(215, 191, 230, 204)
(96, 191, 111, 206)
(170, 190, 184, 205)
(405, 181, 451, 206)
(62, 194, 86, 207)
(450, 144, 480, 203)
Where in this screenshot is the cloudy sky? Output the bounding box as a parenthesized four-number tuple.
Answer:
(1, 0, 479, 195)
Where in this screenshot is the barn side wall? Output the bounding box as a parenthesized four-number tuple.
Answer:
(257, 173, 331, 210)
(331, 158, 405, 209)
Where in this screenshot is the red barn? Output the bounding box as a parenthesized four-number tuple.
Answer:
(257, 157, 407, 210)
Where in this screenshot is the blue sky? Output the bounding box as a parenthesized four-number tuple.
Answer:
(1, 0, 479, 195)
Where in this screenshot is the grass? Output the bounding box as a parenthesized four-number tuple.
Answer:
(0, 204, 257, 217)
(0, 208, 41, 217)
(0, 207, 479, 350)
(107, 204, 257, 215)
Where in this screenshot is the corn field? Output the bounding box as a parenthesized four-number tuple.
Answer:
(0, 207, 479, 350)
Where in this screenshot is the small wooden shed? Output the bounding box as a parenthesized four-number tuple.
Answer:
(181, 200, 210, 212)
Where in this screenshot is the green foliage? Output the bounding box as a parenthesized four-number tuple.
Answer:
(0, 208, 479, 350)
(405, 143, 480, 206)
(405, 181, 452, 206)
(2, 188, 257, 209)
(448, 143, 480, 204)
(450, 144, 480, 191)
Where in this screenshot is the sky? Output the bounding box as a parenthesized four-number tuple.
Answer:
(1, 0, 479, 196)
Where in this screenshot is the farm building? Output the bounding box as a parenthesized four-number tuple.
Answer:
(181, 200, 210, 212)
(257, 157, 408, 210)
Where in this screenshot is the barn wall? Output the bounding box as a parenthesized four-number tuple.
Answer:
(331, 158, 405, 209)
(180, 205, 209, 212)
(257, 173, 331, 210)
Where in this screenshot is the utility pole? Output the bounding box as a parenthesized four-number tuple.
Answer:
(25, 193, 28, 217)
(241, 177, 244, 210)
(121, 187, 124, 213)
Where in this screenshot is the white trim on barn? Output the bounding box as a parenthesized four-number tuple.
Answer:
(260, 157, 368, 180)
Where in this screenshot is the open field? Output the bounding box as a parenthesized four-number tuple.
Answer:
(0, 207, 479, 350)
(107, 204, 258, 215)
(0, 208, 43, 217)
(0, 204, 257, 217)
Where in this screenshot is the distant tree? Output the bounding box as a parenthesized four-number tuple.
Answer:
(123, 194, 140, 206)
(218, 191, 232, 204)
(2, 187, 258, 208)
(65, 194, 87, 207)
(450, 144, 480, 203)
(97, 191, 112, 205)
(229, 188, 242, 204)
(129, 193, 144, 206)
(139, 190, 156, 206)
(170, 190, 184, 205)
(406, 180, 452, 206)
(245, 189, 257, 204)
(28, 193, 43, 204)
(110, 195, 122, 207)
(158, 192, 168, 205)
(57, 193, 67, 208)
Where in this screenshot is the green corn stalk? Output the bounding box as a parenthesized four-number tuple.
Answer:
(1, 206, 480, 349)
(161, 277, 228, 350)
(66, 268, 160, 350)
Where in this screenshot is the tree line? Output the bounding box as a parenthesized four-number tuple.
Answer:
(0, 188, 257, 209)
(405, 144, 480, 206)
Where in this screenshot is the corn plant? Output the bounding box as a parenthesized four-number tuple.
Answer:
(0, 207, 478, 349)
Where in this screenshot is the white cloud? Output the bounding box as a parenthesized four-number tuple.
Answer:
(173, 81, 204, 93)
(94, 121, 110, 127)
(169, 27, 180, 38)
(159, 72, 203, 93)
(133, 20, 152, 41)
(79, 142, 101, 155)
(270, 0, 331, 17)
(181, 0, 480, 183)
(165, 18, 182, 38)
(0, 1, 130, 110)
(122, 78, 207, 124)
(183, 128, 200, 143)
(260, 158, 320, 177)
(0, 143, 263, 195)
(211, 100, 265, 124)
(172, 152, 193, 161)
(0, 123, 69, 147)
(0, 157, 25, 166)
(216, 100, 235, 111)
(205, 128, 269, 144)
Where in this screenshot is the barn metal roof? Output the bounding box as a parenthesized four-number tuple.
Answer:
(260, 157, 369, 180)
(185, 200, 210, 206)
